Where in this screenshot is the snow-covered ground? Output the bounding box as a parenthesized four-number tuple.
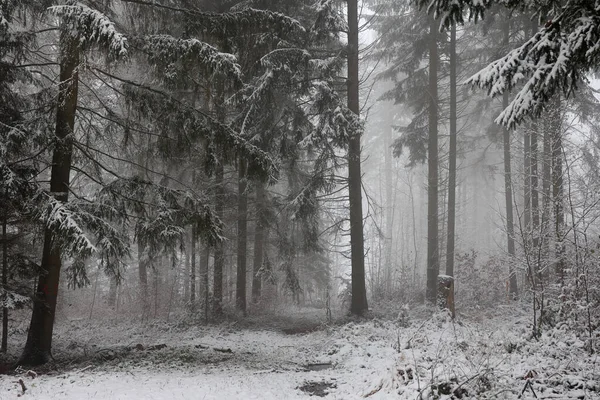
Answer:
(2, 305, 598, 399)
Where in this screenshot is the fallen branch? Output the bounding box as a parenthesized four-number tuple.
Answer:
(75, 365, 94, 374)
(363, 380, 383, 398)
(214, 347, 233, 354)
(147, 344, 167, 351)
(518, 379, 538, 399)
(18, 378, 27, 394)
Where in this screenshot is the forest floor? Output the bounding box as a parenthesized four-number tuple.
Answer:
(1, 304, 599, 399)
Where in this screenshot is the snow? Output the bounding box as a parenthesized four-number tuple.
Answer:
(37, 193, 97, 258)
(0, 290, 28, 309)
(2, 306, 598, 399)
(49, 3, 128, 60)
(142, 35, 242, 81)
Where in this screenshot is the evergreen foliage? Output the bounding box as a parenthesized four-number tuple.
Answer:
(420, 0, 600, 127)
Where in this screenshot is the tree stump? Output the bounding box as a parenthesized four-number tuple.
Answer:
(437, 275, 455, 319)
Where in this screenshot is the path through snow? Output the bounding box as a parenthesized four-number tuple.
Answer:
(1, 306, 598, 399)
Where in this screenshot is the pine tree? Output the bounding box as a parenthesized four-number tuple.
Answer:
(425, 14, 440, 305)
(372, 1, 444, 304)
(19, 2, 128, 366)
(422, 0, 600, 126)
(236, 158, 248, 313)
(445, 23, 457, 279)
(347, 0, 368, 315)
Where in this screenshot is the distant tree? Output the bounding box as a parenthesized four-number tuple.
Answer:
(425, 14, 440, 305)
(371, 1, 442, 304)
(445, 23, 457, 279)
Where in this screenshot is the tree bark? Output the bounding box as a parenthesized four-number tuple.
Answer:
(202, 244, 209, 319)
(502, 19, 518, 296)
(504, 107, 517, 297)
(445, 23, 457, 278)
(153, 265, 159, 318)
(236, 158, 248, 313)
(190, 224, 197, 307)
(426, 15, 440, 305)
(213, 163, 225, 316)
(252, 182, 265, 303)
(437, 275, 455, 318)
(384, 126, 393, 296)
(541, 116, 552, 278)
(551, 94, 565, 279)
(531, 124, 540, 276)
(524, 131, 531, 238)
(2, 201, 8, 353)
(19, 30, 79, 366)
(108, 275, 117, 308)
(184, 235, 190, 302)
(138, 241, 149, 318)
(347, 0, 368, 315)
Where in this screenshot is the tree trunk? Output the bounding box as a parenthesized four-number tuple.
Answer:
(213, 163, 225, 316)
(184, 236, 190, 302)
(445, 23, 457, 278)
(531, 124, 540, 277)
(502, 19, 518, 296)
(541, 116, 552, 278)
(19, 30, 79, 366)
(153, 265, 159, 318)
(138, 241, 149, 318)
(524, 131, 531, 239)
(108, 275, 117, 308)
(202, 244, 209, 320)
(347, 0, 368, 316)
(384, 125, 394, 296)
(426, 15, 439, 305)
(504, 105, 517, 297)
(236, 158, 248, 313)
(190, 224, 197, 307)
(2, 203, 8, 353)
(437, 275, 455, 318)
(252, 182, 265, 303)
(551, 94, 565, 279)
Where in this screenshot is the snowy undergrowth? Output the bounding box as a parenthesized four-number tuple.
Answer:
(1, 306, 598, 399)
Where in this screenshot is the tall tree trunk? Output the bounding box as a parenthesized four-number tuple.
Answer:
(213, 163, 225, 316)
(2, 202, 8, 353)
(347, 0, 368, 315)
(153, 265, 159, 318)
(524, 131, 531, 239)
(190, 225, 196, 307)
(445, 23, 457, 278)
(531, 124, 540, 277)
(184, 236, 190, 303)
(384, 125, 394, 296)
(108, 276, 117, 308)
(541, 117, 552, 278)
(202, 244, 209, 320)
(408, 172, 419, 283)
(236, 158, 248, 313)
(138, 241, 149, 318)
(502, 19, 518, 296)
(426, 15, 439, 304)
(552, 94, 565, 279)
(252, 182, 265, 303)
(19, 31, 79, 366)
(505, 148, 518, 291)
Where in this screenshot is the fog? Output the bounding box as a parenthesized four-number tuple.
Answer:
(1, 1, 599, 398)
